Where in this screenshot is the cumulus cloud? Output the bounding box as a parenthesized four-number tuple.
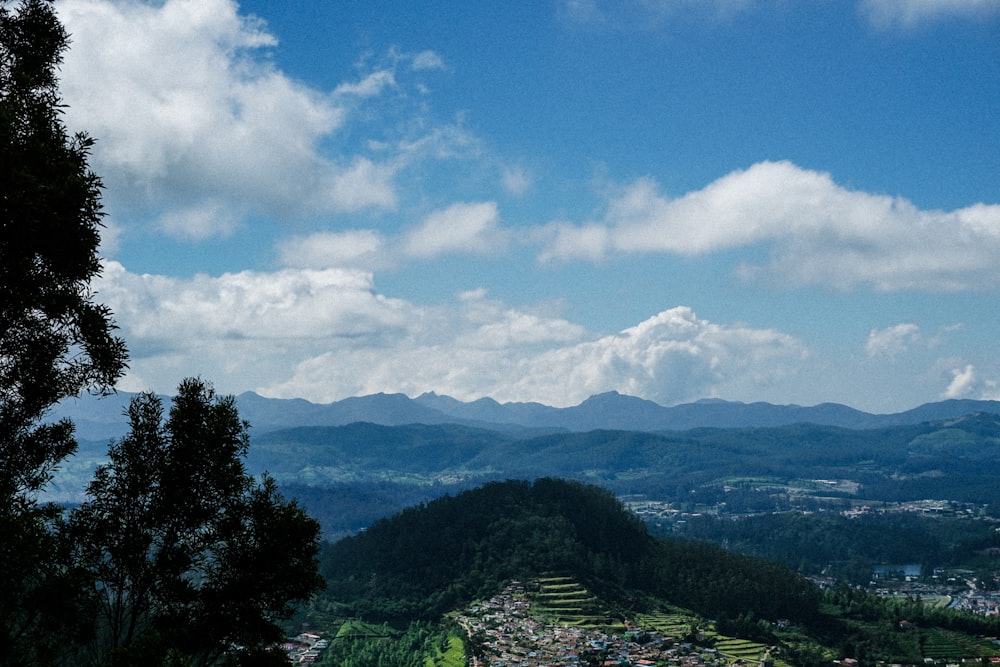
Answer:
(97, 261, 408, 342)
(539, 161, 1000, 292)
(54, 0, 450, 240)
(980, 381, 1000, 402)
(942, 364, 977, 399)
(95, 263, 807, 406)
(265, 302, 807, 407)
(498, 307, 807, 406)
(934, 360, 1000, 402)
(95, 260, 415, 392)
(861, 0, 1000, 29)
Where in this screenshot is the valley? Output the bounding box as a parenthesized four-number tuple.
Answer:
(47, 392, 1000, 665)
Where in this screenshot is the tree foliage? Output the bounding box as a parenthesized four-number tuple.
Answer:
(68, 379, 326, 666)
(673, 510, 1000, 580)
(0, 0, 127, 492)
(1, 1, 127, 662)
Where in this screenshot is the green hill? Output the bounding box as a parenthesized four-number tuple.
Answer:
(309, 478, 1000, 666)
(318, 478, 821, 624)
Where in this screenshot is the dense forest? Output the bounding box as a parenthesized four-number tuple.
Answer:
(248, 413, 1000, 537)
(317, 478, 822, 624)
(672, 511, 1000, 583)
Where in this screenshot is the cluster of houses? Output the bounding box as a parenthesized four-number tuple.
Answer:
(454, 582, 751, 667)
(950, 591, 1000, 616)
(281, 632, 329, 664)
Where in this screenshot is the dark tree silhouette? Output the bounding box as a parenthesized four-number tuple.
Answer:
(69, 379, 325, 666)
(1, 1, 127, 662)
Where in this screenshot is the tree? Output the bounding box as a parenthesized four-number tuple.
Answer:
(1, 0, 128, 662)
(69, 379, 325, 666)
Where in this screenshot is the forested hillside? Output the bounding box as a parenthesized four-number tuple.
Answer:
(674, 510, 1000, 582)
(253, 413, 1000, 496)
(240, 413, 1000, 538)
(317, 479, 821, 625)
(310, 478, 1000, 667)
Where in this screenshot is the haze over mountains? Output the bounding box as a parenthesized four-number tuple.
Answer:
(55, 389, 1000, 442)
(51, 389, 1000, 537)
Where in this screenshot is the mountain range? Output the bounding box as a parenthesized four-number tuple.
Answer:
(53, 389, 1000, 442)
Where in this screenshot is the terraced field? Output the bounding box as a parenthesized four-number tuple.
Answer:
(634, 610, 697, 637)
(922, 627, 1000, 661)
(635, 611, 801, 667)
(715, 637, 768, 660)
(528, 575, 627, 632)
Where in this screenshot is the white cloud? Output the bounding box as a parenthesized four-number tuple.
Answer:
(276, 201, 505, 270)
(54, 0, 436, 239)
(96, 263, 807, 406)
(539, 161, 1000, 292)
(156, 200, 240, 240)
(538, 222, 610, 263)
(411, 50, 446, 71)
(500, 307, 808, 406)
(95, 260, 416, 392)
(981, 381, 1000, 402)
(265, 303, 807, 407)
(97, 261, 405, 342)
(865, 323, 922, 358)
(942, 364, 977, 399)
(277, 230, 387, 270)
(403, 202, 506, 258)
(333, 69, 397, 98)
(934, 360, 1000, 402)
(861, 0, 1000, 29)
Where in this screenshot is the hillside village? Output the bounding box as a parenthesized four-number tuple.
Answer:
(454, 580, 781, 667)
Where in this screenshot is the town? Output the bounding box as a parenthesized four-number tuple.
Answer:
(454, 580, 779, 667)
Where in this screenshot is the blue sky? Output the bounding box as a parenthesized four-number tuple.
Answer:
(53, 0, 1000, 412)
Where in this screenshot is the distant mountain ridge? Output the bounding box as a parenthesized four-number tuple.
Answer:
(53, 388, 1000, 442)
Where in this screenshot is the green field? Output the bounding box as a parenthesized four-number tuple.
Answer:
(922, 627, 1000, 661)
(633, 610, 698, 637)
(424, 633, 465, 667)
(334, 619, 398, 640)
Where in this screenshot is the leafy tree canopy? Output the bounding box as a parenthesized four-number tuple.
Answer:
(1, 1, 127, 662)
(68, 379, 326, 666)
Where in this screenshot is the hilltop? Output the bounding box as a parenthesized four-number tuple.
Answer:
(317, 478, 821, 624)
